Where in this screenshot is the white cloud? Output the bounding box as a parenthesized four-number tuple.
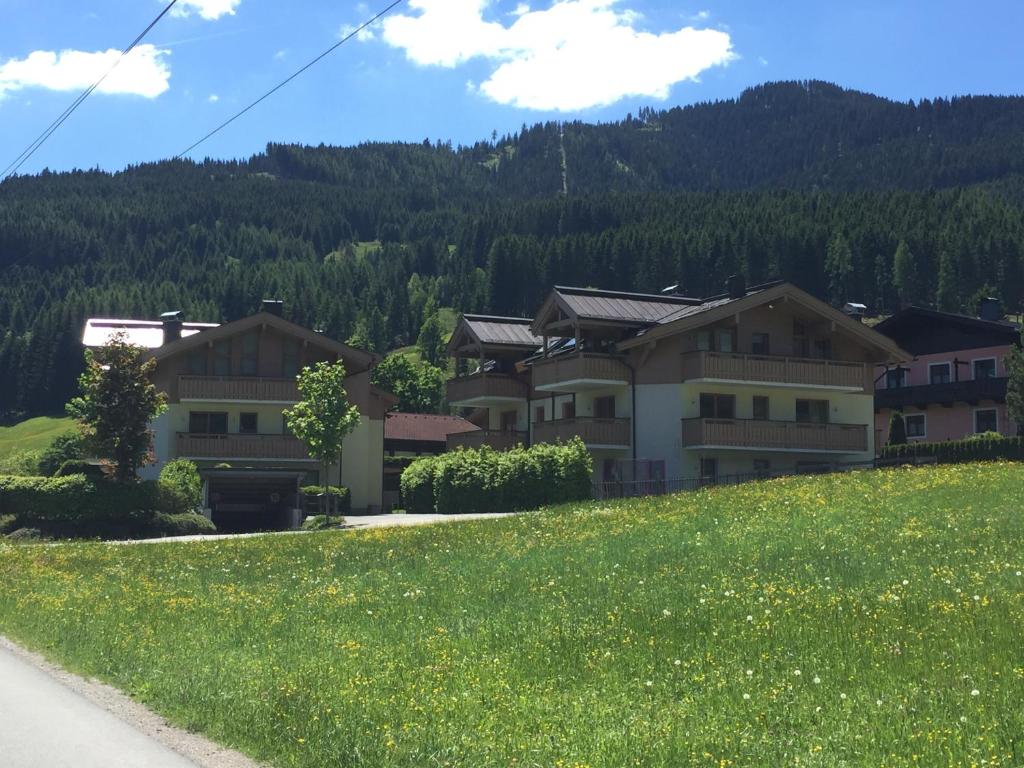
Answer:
(340, 22, 377, 42)
(171, 0, 241, 21)
(207, 93, 219, 102)
(0, 45, 171, 99)
(378, 0, 735, 111)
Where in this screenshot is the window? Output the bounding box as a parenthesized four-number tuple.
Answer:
(796, 399, 829, 424)
(700, 458, 718, 480)
(716, 329, 736, 353)
(696, 330, 712, 352)
(905, 413, 926, 438)
(594, 395, 616, 419)
(187, 349, 208, 375)
(752, 395, 770, 421)
(500, 410, 518, 432)
(975, 408, 998, 434)
(240, 333, 259, 376)
(534, 406, 545, 423)
(213, 340, 231, 376)
(239, 412, 258, 434)
(793, 321, 810, 358)
(700, 393, 736, 419)
(751, 333, 770, 356)
(282, 339, 300, 378)
(886, 368, 908, 389)
(973, 358, 997, 380)
(561, 401, 575, 419)
(929, 363, 951, 385)
(813, 338, 833, 360)
(189, 411, 227, 434)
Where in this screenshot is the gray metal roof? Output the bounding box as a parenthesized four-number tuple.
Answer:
(463, 315, 545, 347)
(555, 287, 701, 324)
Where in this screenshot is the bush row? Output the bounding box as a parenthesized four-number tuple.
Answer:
(300, 485, 351, 516)
(401, 438, 593, 515)
(880, 434, 1024, 463)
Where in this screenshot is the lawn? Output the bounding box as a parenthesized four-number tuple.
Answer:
(0, 416, 74, 459)
(1, 463, 1023, 766)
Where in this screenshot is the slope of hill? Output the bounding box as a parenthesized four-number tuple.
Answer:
(1, 81, 1023, 419)
(1, 463, 1022, 766)
(0, 417, 74, 459)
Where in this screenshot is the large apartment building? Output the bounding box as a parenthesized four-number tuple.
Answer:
(872, 303, 1021, 444)
(83, 301, 395, 528)
(446, 279, 909, 487)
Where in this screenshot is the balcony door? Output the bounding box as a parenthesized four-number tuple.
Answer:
(594, 395, 616, 419)
(189, 411, 228, 434)
(796, 399, 829, 424)
(699, 393, 735, 419)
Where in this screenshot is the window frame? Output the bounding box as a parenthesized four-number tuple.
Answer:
(928, 361, 952, 385)
(699, 457, 718, 481)
(239, 412, 259, 435)
(593, 395, 616, 419)
(750, 332, 770, 356)
(752, 395, 770, 421)
(212, 339, 231, 376)
(795, 398, 830, 424)
(904, 412, 927, 439)
(188, 411, 228, 435)
(972, 357, 997, 380)
(886, 367, 909, 389)
(974, 407, 998, 435)
(699, 393, 736, 420)
(240, 332, 259, 377)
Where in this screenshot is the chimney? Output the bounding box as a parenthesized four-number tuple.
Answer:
(977, 297, 1002, 322)
(842, 302, 867, 323)
(261, 299, 284, 317)
(726, 274, 746, 300)
(160, 310, 183, 345)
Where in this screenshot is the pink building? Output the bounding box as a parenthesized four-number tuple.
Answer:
(873, 303, 1020, 447)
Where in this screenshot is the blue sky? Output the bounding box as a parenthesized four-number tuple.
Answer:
(1, 0, 1022, 174)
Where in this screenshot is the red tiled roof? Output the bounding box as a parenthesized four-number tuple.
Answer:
(384, 412, 479, 443)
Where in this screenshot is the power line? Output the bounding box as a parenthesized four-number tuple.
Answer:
(175, 0, 407, 160)
(0, 0, 181, 181)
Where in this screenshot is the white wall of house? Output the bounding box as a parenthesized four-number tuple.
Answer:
(633, 383, 685, 480)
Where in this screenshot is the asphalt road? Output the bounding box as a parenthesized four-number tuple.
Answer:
(0, 643, 199, 768)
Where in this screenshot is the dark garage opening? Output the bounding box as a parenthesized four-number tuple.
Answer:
(204, 471, 303, 533)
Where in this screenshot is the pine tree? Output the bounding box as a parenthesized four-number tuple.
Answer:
(935, 248, 959, 312)
(887, 411, 908, 446)
(825, 231, 854, 305)
(893, 240, 917, 307)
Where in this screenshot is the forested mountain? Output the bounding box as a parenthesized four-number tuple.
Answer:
(2, 80, 1024, 419)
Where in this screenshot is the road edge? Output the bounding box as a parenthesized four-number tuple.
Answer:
(0, 635, 268, 768)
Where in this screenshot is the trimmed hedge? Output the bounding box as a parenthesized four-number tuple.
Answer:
(401, 438, 593, 515)
(155, 512, 217, 536)
(880, 434, 1024, 463)
(300, 485, 351, 516)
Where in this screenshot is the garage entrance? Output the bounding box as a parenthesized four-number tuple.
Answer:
(202, 470, 306, 533)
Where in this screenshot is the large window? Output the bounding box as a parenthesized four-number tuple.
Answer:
(187, 349, 207, 375)
(973, 358, 997, 380)
(813, 338, 833, 360)
(796, 399, 830, 424)
(594, 395, 616, 419)
(905, 413, 926, 438)
(697, 329, 736, 353)
(240, 333, 259, 376)
(213, 340, 231, 376)
(929, 363, 951, 385)
(752, 395, 770, 421)
(282, 339, 301, 378)
(189, 411, 227, 434)
(886, 368, 909, 389)
(239, 412, 258, 434)
(751, 333, 770, 356)
(975, 408, 998, 434)
(700, 393, 736, 419)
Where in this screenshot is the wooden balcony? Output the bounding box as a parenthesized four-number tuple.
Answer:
(682, 351, 867, 391)
(533, 417, 631, 448)
(446, 373, 528, 407)
(874, 376, 1008, 410)
(176, 433, 310, 460)
(532, 353, 631, 392)
(446, 429, 528, 452)
(682, 418, 868, 453)
(178, 375, 299, 402)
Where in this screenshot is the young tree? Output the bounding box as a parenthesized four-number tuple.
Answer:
(284, 361, 361, 520)
(66, 333, 167, 483)
(887, 411, 908, 446)
(1005, 344, 1024, 435)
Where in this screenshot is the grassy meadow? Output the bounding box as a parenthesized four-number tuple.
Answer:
(1, 463, 1023, 766)
(0, 416, 74, 459)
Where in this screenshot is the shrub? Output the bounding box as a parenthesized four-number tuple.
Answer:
(299, 485, 351, 517)
(55, 459, 107, 481)
(400, 438, 593, 515)
(158, 459, 202, 514)
(155, 512, 217, 537)
(887, 411, 907, 446)
(0, 449, 43, 476)
(38, 433, 86, 477)
(880, 434, 1024, 464)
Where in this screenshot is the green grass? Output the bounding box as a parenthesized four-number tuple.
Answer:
(2, 463, 1023, 766)
(0, 416, 74, 459)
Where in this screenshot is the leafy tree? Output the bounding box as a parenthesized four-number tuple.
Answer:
(887, 411, 908, 446)
(371, 354, 445, 414)
(66, 334, 166, 482)
(284, 361, 361, 519)
(38, 432, 87, 477)
(1005, 344, 1024, 435)
(416, 313, 445, 366)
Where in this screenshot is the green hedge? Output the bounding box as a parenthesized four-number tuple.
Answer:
(300, 485, 351, 516)
(879, 434, 1024, 463)
(401, 438, 593, 515)
(158, 459, 203, 514)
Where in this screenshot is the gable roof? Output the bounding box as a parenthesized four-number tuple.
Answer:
(873, 306, 1020, 356)
(531, 286, 703, 333)
(149, 311, 376, 371)
(83, 318, 218, 349)
(447, 314, 547, 355)
(384, 412, 479, 444)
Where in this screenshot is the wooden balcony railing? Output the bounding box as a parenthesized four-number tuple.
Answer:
(179, 375, 299, 402)
(533, 417, 631, 448)
(176, 433, 309, 460)
(682, 418, 868, 453)
(446, 430, 528, 452)
(531, 353, 631, 391)
(874, 376, 1008, 409)
(446, 373, 528, 405)
(682, 351, 867, 391)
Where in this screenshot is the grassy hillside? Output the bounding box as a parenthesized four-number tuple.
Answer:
(0, 416, 74, 459)
(2, 463, 1023, 766)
